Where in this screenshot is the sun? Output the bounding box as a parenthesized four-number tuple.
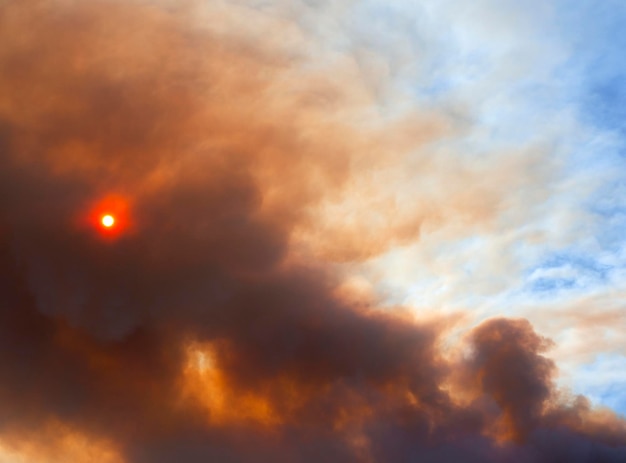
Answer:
(101, 214, 115, 228)
(87, 195, 131, 238)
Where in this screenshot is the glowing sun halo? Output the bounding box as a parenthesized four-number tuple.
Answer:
(101, 214, 115, 228)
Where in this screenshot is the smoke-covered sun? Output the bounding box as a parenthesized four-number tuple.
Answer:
(101, 214, 115, 228)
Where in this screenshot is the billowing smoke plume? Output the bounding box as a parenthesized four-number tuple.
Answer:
(0, 1, 625, 462)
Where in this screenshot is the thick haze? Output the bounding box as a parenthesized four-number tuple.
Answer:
(1, 1, 625, 462)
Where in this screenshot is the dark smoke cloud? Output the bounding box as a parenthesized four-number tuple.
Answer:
(0, 1, 625, 462)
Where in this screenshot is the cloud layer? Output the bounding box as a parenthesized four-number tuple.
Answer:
(0, 1, 625, 462)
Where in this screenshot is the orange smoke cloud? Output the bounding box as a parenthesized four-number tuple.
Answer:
(0, 420, 125, 463)
(181, 343, 284, 427)
(0, 1, 625, 462)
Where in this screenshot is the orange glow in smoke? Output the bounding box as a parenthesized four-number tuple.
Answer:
(181, 345, 282, 427)
(0, 420, 126, 463)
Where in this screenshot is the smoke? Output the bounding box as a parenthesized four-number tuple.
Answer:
(0, 1, 625, 462)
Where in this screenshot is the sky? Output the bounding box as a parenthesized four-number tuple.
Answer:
(0, 1, 625, 462)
